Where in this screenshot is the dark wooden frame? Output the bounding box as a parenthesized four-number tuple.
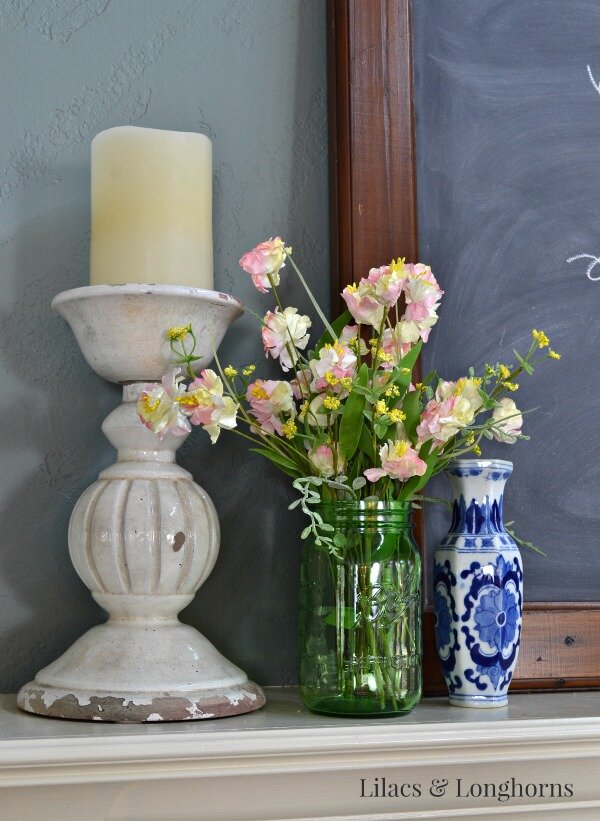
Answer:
(327, 0, 600, 693)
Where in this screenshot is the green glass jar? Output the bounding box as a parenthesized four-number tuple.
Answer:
(299, 500, 422, 717)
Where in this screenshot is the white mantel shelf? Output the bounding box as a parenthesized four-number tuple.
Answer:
(2, 690, 600, 820)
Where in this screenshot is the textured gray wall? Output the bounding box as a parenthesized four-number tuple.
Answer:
(0, 0, 328, 692)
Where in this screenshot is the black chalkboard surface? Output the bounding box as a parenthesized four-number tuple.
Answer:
(412, 1, 600, 600)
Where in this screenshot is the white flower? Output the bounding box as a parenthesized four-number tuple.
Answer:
(137, 369, 192, 438)
(436, 378, 484, 415)
(262, 307, 311, 372)
(202, 396, 239, 443)
(310, 342, 356, 380)
(491, 398, 523, 444)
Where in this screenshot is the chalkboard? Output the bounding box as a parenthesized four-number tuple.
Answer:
(412, 1, 600, 600)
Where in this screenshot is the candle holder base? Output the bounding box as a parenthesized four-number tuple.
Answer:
(18, 621, 264, 722)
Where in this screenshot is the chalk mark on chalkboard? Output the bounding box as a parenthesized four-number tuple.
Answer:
(587, 65, 600, 96)
(567, 253, 600, 281)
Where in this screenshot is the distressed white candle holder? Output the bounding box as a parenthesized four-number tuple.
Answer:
(17, 284, 265, 722)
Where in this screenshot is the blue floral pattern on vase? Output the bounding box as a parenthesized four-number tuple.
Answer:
(434, 589, 452, 649)
(474, 586, 519, 651)
(433, 459, 523, 708)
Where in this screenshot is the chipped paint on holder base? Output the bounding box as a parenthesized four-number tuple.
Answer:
(18, 682, 265, 723)
(18, 286, 265, 723)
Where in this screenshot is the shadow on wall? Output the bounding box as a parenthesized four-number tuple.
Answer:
(0, 178, 119, 693)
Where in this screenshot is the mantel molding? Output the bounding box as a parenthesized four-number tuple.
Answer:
(2, 691, 600, 819)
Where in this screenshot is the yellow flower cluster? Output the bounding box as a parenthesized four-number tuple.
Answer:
(388, 409, 406, 424)
(532, 328, 549, 348)
(224, 365, 238, 378)
(464, 433, 481, 456)
(374, 400, 387, 416)
(167, 325, 191, 342)
(385, 385, 400, 398)
(242, 364, 256, 376)
(323, 396, 341, 411)
(502, 381, 519, 392)
(548, 350, 561, 360)
(281, 420, 297, 439)
(498, 364, 511, 380)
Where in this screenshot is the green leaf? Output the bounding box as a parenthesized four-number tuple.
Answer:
(350, 384, 379, 402)
(370, 537, 399, 563)
(513, 350, 534, 375)
(358, 424, 375, 461)
(249, 448, 301, 478)
(374, 414, 391, 439)
(399, 339, 423, 371)
(402, 389, 422, 443)
(477, 387, 496, 411)
(333, 532, 347, 548)
(324, 606, 357, 629)
(313, 310, 351, 354)
(387, 340, 423, 391)
(339, 363, 368, 461)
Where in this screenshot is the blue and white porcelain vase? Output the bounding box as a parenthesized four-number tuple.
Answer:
(433, 459, 523, 708)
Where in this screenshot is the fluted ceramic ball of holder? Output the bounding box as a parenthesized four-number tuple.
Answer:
(17, 284, 266, 723)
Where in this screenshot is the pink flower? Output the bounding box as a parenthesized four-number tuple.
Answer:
(380, 326, 413, 370)
(400, 265, 444, 343)
(239, 237, 290, 293)
(290, 366, 313, 400)
(364, 440, 427, 482)
(246, 379, 295, 435)
(416, 394, 474, 446)
(181, 369, 238, 443)
(261, 307, 311, 371)
(310, 342, 356, 392)
(339, 324, 368, 356)
(341, 281, 385, 327)
(307, 444, 345, 478)
(367, 264, 406, 306)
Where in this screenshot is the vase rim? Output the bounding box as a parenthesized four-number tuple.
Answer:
(315, 499, 411, 510)
(448, 458, 513, 470)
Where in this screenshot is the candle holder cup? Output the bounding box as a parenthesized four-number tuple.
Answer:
(17, 284, 265, 722)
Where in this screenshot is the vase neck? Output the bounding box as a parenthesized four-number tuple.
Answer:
(445, 461, 512, 536)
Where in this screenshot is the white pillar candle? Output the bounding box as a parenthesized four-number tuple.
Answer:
(90, 126, 213, 289)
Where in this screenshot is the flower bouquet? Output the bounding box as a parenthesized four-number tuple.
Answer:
(138, 237, 559, 716)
